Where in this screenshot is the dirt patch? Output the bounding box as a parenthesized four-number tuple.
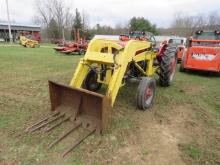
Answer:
(75, 104, 198, 164)
(182, 85, 204, 94)
(128, 104, 199, 165)
(0, 91, 26, 101)
(0, 160, 18, 165)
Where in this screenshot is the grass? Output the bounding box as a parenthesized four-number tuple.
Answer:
(183, 144, 203, 160)
(143, 148, 149, 156)
(0, 45, 220, 164)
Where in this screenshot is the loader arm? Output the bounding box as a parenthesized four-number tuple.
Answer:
(106, 40, 153, 105)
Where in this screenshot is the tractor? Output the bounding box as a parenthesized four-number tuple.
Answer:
(25, 31, 177, 157)
(180, 30, 220, 73)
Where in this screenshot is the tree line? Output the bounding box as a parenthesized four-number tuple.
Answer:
(167, 11, 220, 37)
(34, 0, 220, 41)
(34, 0, 158, 42)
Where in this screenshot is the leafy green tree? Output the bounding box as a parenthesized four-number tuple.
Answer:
(73, 8, 82, 30)
(129, 17, 158, 34)
(48, 18, 60, 39)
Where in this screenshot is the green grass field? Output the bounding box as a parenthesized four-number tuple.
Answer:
(0, 46, 219, 164)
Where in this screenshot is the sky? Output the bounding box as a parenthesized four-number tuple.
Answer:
(0, 0, 220, 28)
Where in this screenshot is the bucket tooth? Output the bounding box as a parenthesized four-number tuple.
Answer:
(25, 112, 60, 132)
(44, 117, 70, 133)
(29, 113, 65, 133)
(62, 128, 96, 157)
(48, 122, 82, 149)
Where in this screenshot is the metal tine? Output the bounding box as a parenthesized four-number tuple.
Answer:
(28, 113, 65, 133)
(44, 117, 70, 133)
(62, 128, 96, 157)
(48, 122, 82, 149)
(25, 112, 60, 132)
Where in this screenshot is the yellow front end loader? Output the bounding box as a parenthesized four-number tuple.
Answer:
(20, 35, 40, 48)
(25, 32, 177, 157)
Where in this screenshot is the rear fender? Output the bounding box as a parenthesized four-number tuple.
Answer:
(156, 43, 167, 62)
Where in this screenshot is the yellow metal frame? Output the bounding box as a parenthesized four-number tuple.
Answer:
(69, 38, 159, 106)
(20, 36, 39, 48)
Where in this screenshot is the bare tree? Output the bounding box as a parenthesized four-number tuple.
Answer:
(171, 11, 220, 37)
(35, 0, 52, 27)
(34, 0, 74, 41)
(171, 12, 194, 36)
(207, 11, 220, 30)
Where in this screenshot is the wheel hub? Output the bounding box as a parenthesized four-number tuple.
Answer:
(144, 86, 153, 104)
(169, 56, 177, 81)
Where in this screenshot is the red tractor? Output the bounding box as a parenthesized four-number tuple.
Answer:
(180, 30, 220, 73)
(54, 29, 88, 55)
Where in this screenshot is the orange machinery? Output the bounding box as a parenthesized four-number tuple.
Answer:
(54, 29, 88, 55)
(180, 30, 220, 72)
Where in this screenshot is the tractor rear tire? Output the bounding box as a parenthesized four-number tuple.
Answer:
(159, 44, 177, 87)
(136, 77, 156, 110)
(83, 69, 102, 92)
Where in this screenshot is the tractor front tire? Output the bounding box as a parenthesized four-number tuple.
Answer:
(83, 69, 102, 92)
(79, 49, 85, 55)
(136, 77, 156, 110)
(179, 54, 186, 72)
(159, 44, 177, 87)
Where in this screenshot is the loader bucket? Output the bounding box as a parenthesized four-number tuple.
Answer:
(25, 81, 111, 157)
(48, 81, 111, 133)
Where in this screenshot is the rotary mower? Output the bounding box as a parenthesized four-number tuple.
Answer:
(54, 29, 88, 55)
(180, 30, 220, 73)
(25, 31, 177, 157)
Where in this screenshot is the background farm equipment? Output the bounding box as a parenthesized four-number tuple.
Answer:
(180, 30, 220, 73)
(19, 35, 40, 48)
(155, 36, 186, 61)
(54, 29, 88, 55)
(26, 31, 177, 156)
(169, 37, 186, 61)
